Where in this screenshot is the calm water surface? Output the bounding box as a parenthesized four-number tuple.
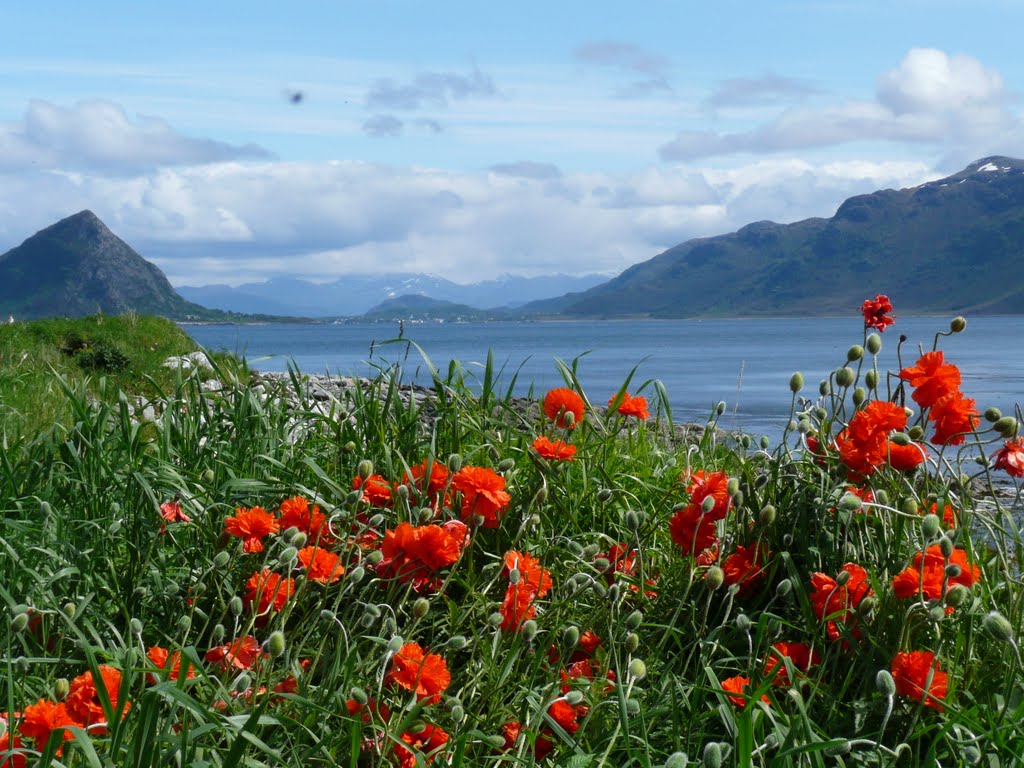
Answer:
(184, 317, 1023, 438)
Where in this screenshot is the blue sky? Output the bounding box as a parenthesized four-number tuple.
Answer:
(2, 1, 1022, 285)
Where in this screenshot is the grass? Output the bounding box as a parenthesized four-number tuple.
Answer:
(0, 312, 1022, 766)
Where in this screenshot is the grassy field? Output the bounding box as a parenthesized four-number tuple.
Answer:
(1, 308, 1023, 766)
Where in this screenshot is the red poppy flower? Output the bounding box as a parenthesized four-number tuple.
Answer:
(277, 496, 332, 544)
(609, 392, 650, 420)
(66, 665, 129, 727)
(244, 569, 295, 614)
(146, 646, 196, 684)
(159, 500, 191, 523)
(499, 581, 538, 631)
(887, 439, 928, 471)
(532, 436, 577, 461)
(206, 635, 263, 671)
(808, 563, 873, 642)
(721, 544, 771, 598)
(862, 294, 894, 332)
(452, 465, 511, 528)
(928, 392, 979, 445)
(720, 675, 770, 708)
(0, 729, 26, 768)
(994, 437, 1024, 477)
(395, 723, 449, 768)
(547, 698, 582, 735)
(892, 545, 980, 605)
(352, 474, 393, 507)
(683, 470, 732, 520)
(18, 699, 78, 752)
(377, 520, 468, 591)
(924, 502, 958, 528)
(224, 506, 279, 553)
(297, 546, 345, 584)
(838, 400, 908, 476)
(899, 351, 961, 409)
(763, 642, 821, 687)
(891, 650, 947, 711)
(669, 504, 719, 557)
(543, 388, 586, 430)
(503, 550, 552, 597)
(386, 642, 451, 704)
(404, 460, 450, 498)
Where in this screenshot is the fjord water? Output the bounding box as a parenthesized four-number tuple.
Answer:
(185, 317, 1022, 438)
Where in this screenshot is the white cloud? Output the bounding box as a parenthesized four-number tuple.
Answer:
(0, 156, 937, 287)
(0, 100, 271, 174)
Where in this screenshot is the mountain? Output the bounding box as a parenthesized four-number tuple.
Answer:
(359, 294, 495, 322)
(0, 211, 213, 320)
(538, 156, 1024, 318)
(177, 272, 609, 317)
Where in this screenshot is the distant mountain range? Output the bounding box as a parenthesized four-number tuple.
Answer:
(177, 272, 610, 317)
(530, 156, 1024, 317)
(5, 156, 1024, 322)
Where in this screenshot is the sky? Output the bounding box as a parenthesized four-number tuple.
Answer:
(2, 1, 1023, 287)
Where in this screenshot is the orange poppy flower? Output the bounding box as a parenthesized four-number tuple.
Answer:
(503, 550, 552, 597)
(224, 506, 279, 553)
(928, 392, 979, 445)
(609, 392, 650, 420)
(720, 675, 769, 708)
(892, 545, 980, 605)
(18, 699, 78, 752)
(808, 563, 873, 642)
(861, 294, 894, 332)
(685, 470, 732, 519)
(721, 544, 771, 598)
(891, 650, 947, 711)
(205, 635, 263, 671)
(452, 465, 511, 528)
(838, 400, 908, 476)
(899, 351, 961, 409)
(352, 474, 393, 507)
(386, 642, 451, 704)
(395, 723, 449, 768)
(66, 665, 129, 727)
(403, 460, 450, 501)
(0, 729, 26, 768)
(499, 582, 538, 631)
(994, 437, 1024, 477)
(763, 642, 821, 687)
(547, 698, 582, 735)
(297, 546, 345, 584)
(146, 646, 196, 683)
(277, 496, 332, 544)
(543, 388, 586, 430)
(532, 436, 577, 461)
(887, 440, 928, 471)
(923, 502, 958, 528)
(244, 569, 295, 614)
(669, 504, 719, 557)
(159, 500, 191, 523)
(377, 520, 469, 591)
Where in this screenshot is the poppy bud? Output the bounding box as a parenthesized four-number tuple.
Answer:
(592, 557, 611, 573)
(268, 630, 286, 658)
(212, 623, 225, 641)
(741, 435, 752, 449)
(582, 543, 601, 559)
(865, 333, 882, 354)
(357, 459, 373, 480)
(983, 611, 1015, 644)
(532, 486, 549, 506)
(789, 372, 804, 393)
(109, 520, 122, 535)
(10, 613, 28, 632)
(701, 496, 716, 514)
(908, 425, 924, 440)
(625, 510, 641, 531)
(787, 420, 797, 432)
(227, 598, 241, 619)
(522, 620, 538, 641)
(835, 367, 855, 388)
(396, 484, 410, 500)
(928, 604, 947, 623)
(625, 632, 640, 653)
(628, 658, 647, 680)
(776, 579, 792, 598)
(607, 584, 622, 603)
(412, 598, 430, 619)
(840, 493, 863, 512)
(597, 488, 613, 502)
(40, 501, 52, 521)
(944, 563, 962, 579)
(568, 541, 585, 556)
(54, 677, 70, 700)
(706, 567, 725, 590)
(290, 531, 308, 548)
(864, 369, 879, 389)
(994, 417, 1019, 436)
(348, 566, 365, 584)
(702, 742, 723, 768)
(364, 603, 382, 619)
(760, 436, 771, 450)
(847, 345, 864, 362)
(716, 401, 727, 415)
(233, 673, 252, 694)
(562, 411, 576, 428)
(130, 618, 143, 636)
(626, 610, 643, 629)
(875, 670, 896, 696)
(824, 740, 852, 757)
(819, 380, 830, 396)
(177, 615, 191, 633)
(488, 612, 504, 627)
(921, 514, 941, 539)
(759, 504, 776, 526)
(875, 490, 889, 506)
(386, 635, 405, 654)
(563, 626, 580, 648)
(736, 613, 752, 632)
(950, 316, 967, 333)
(279, 546, 297, 563)
(984, 407, 1002, 423)
(498, 458, 515, 473)
(447, 635, 468, 650)
(564, 690, 585, 706)
(835, 570, 852, 587)
(890, 431, 910, 446)
(733, 490, 744, 507)
(665, 753, 690, 768)
(345, 490, 362, 505)
(945, 584, 969, 607)
(939, 536, 955, 558)
(797, 418, 812, 434)
(451, 704, 466, 723)
(901, 498, 921, 516)
(320, 609, 336, 622)
(365, 549, 384, 565)
(447, 453, 463, 472)
(343, 440, 356, 453)
(726, 478, 740, 496)
(591, 581, 608, 598)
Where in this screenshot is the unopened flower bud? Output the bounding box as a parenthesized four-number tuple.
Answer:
(626, 610, 643, 629)
(488, 612, 504, 627)
(130, 618, 143, 636)
(939, 536, 955, 558)
(726, 478, 740, 496)
(994, 417, 1018, 436)
(532, 486, 548, 506)
(447, 453, 463, 472)
(876, 670, 896, 696)
(320, 609, 336, 622)
(279, 546, 297, 564)
(290, 530, 308, 548)
(908, 425, 924, 440)
(628, 658, 647, 680)
(365, 549, 384, 565)
(835, 367, 855, 388)
(213, 551, 231, 568)
(819, 380, 830, 396)
(212, 623, 225, 642)
(582, 543, 601, 559)
(865, 333, 882, 355)
(562, 411, 576, 428)
(864, 369, 879, 389)
(386, 635, 405, 654)
(944, 563, 962, 579)
(563, 626, 580, 648)
(665, 752, 690, 768)
(716, 401, 727, 416)
(177, 615, 191, 633)
(950, 316, 967, 333)
(357, 459, 373, 480)
(901, 497, 921, 516)
(54, 678, 70, 700)
(451, 704, 466, 723)
(847, 345, 864, 362)
(591, 581, 608, 598)
(945, 584, 969, 607)
(890, 431, 910, 446)
(835, 570, 852, 587)
(109, 520, 122, 535)
(343, 440, 357, 454)
(412, 597, 430, 619)
(508, 567, 521, 585)
(789, 372, 804, 393)
(824, 740, 852, 757)
(759, 504, 776, 526)
(349, 686, 369, 706)
(701, 496, 716, 514)
(706, 567, 725, 590)
(840, 493, 863, 512)
(522, 619, 538, 641)
(268, 630, 286, 658)
(735, 613, 752, 632)
(10, 613, 29, 632)
(564, 690, 585, 706)
(797, 418, 812, 434)
(859, 596, 878, 617)
(348, 566, 365, 584)
(852, 387, 867, 406)
(233, 673, 252, 694)
(922, 514, 941, 539)
(928, 604, 947, 623)
(963, 746, 982, 765)
(498, 458, 515, 473)
(592, 557, 611, 572)
(597, 488, 613, 502)
(760, 436, 770, 450)
(776, 578, 792, 598)
(625, 510, 641, 531)
(229, 596, 244, 616)
(702, 742, 723, 768)
(983, 611, 1015, 644)
(625, 632, 640, 653)
(984, 407, 1003, 423)
(447, 635, 468, 650)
